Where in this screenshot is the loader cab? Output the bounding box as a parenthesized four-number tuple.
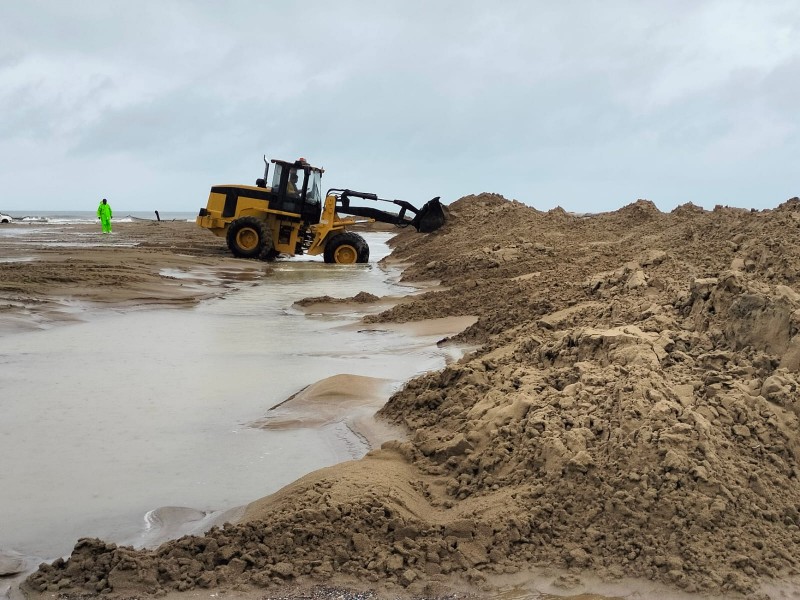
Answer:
(269, 159, 324, 223)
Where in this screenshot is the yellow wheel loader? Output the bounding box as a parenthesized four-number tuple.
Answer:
(196, 157, 445, 263)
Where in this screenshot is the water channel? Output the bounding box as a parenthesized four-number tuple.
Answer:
(0, 234, 459, 564)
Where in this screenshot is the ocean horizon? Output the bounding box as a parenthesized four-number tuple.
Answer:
(0, 210, 197, 224)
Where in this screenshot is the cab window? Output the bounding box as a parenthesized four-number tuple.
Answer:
(271, 164, 284, 189)
(306, 171, 322, 204)
(288, 169, 306, 196)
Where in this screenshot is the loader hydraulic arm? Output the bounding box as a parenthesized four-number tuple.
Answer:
(330, 189, 445, 233)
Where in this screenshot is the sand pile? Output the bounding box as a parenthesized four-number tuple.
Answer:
(23, 196, 800, 598)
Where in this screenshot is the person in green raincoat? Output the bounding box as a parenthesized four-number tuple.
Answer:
(97, 198, 112, 233)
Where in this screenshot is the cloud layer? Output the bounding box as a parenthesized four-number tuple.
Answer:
(1, 1, 798, 212)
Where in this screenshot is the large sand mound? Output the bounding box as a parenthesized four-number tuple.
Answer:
(23, 195, 800, 598)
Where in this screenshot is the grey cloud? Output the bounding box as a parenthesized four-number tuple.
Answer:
(0, 0, 799, 211)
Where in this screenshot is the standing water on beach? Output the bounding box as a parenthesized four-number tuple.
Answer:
(0, 230, 463, 567)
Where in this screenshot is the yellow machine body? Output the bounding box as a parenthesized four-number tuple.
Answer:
(196, 156, 444, 264)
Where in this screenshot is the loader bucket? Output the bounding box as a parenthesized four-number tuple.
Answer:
(412, 197, 446, 233)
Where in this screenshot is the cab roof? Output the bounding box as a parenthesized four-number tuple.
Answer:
(271, 158, 324, 174)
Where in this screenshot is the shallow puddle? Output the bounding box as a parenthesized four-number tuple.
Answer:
(0, 234, 461, 563)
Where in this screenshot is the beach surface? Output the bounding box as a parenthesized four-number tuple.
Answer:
(0, 220, 237, 336)
(7, 196, 800, 600)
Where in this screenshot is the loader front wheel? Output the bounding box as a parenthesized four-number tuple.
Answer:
(323, 232, 369, 264)
(226, 216, 272, 259)
(261, 247, 280, 262)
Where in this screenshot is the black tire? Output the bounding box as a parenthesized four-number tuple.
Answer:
(226, 216, 272, 259)
(261, 247, 279, 262)
(355, 234, 370, 263)
(323, 232, 369, 264)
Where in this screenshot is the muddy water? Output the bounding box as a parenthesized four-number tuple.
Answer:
(0, 234, 459, 563)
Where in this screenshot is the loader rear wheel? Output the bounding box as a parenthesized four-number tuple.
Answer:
(323, 232, 369, 264)
(226, 217, 273, 259)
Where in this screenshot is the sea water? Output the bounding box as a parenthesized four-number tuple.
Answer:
(0, 233, 458, 564)
(0, 210, 196, 224)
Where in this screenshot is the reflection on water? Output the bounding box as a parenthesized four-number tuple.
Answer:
(0, 257, 35, 263)
(0, 234, 456, 562)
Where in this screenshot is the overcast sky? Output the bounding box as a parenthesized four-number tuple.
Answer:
(1, 1, 798, 214)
